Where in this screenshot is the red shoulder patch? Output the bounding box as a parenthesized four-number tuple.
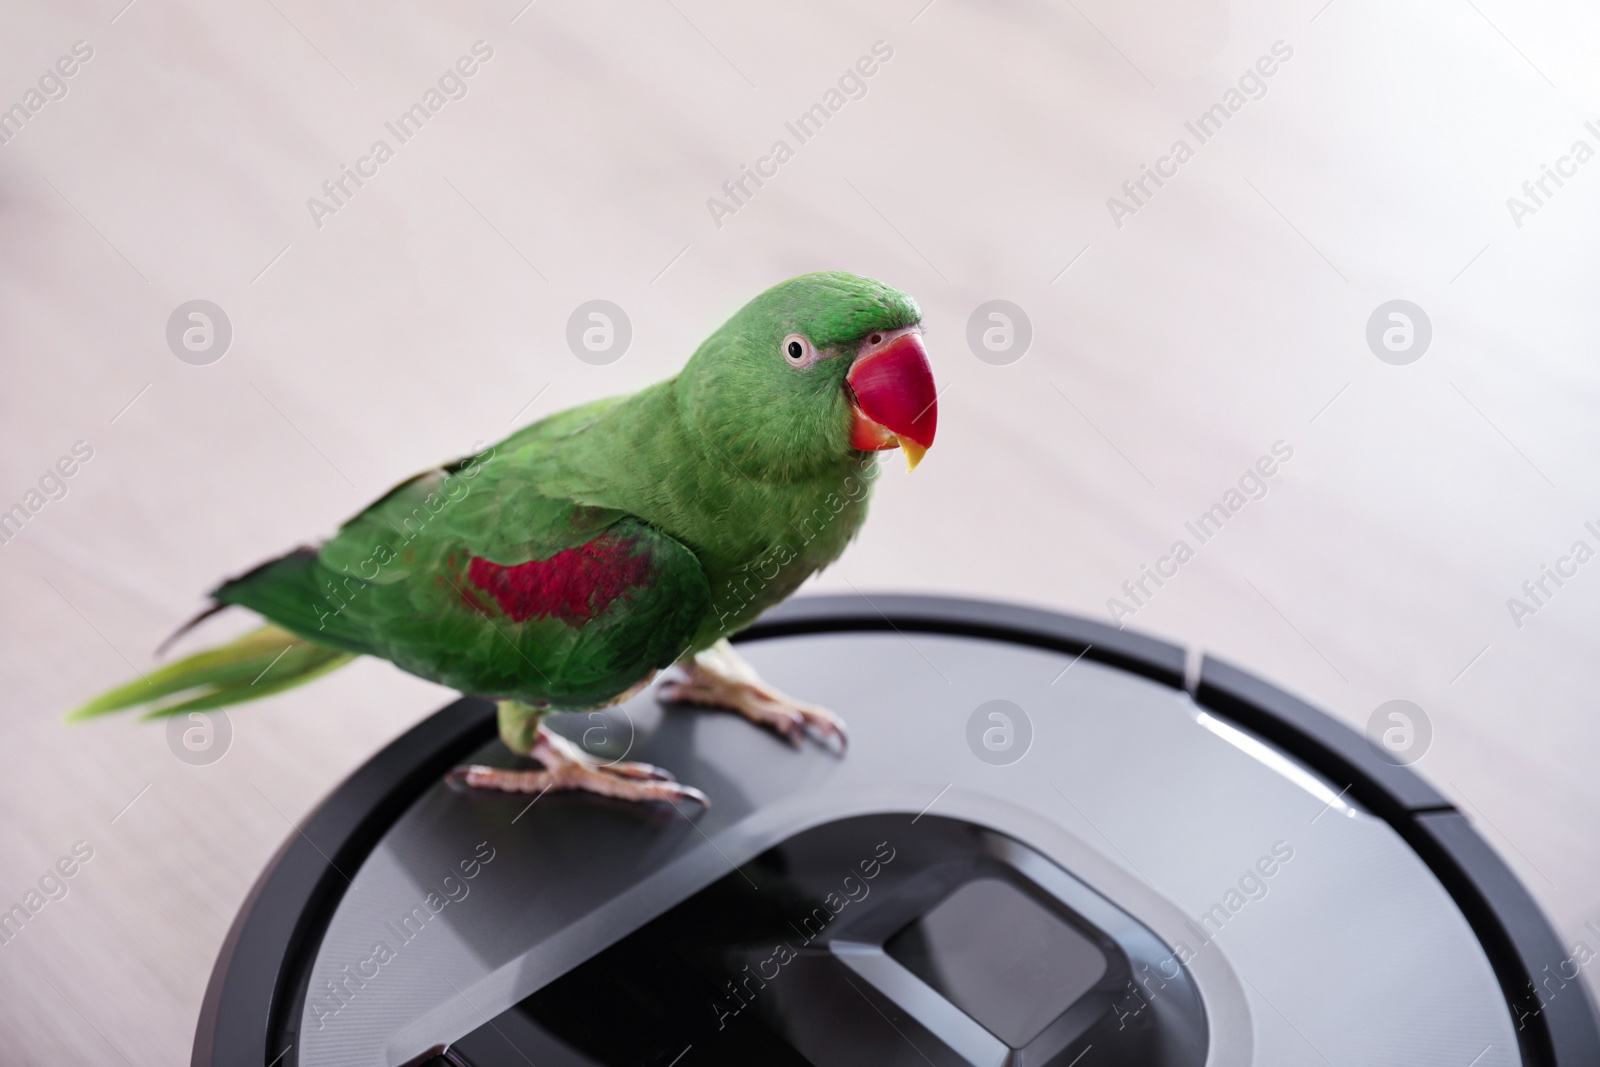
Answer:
(465, 534, 654, 625)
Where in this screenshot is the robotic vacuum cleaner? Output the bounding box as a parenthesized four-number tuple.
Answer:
(191, 595, 1600, 1066)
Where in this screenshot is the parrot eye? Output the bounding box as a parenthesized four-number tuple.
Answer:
(782, 334, 818, 368)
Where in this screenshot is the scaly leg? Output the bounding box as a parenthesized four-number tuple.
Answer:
(658, 639, 848, 752)
(449, 699, 709, 806)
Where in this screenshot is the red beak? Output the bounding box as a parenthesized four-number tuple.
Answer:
(847, 329, 937, 469)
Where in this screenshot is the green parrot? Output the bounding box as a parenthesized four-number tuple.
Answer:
(70, 272, 938, 805)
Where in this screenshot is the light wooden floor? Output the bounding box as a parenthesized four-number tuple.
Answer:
(3, 0, 1599, 1062)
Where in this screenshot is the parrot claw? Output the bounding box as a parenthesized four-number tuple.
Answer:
(444, 722, 709, 806)
(445, 763, 710, 807)
(658, 640, 849, 756)
(535, 724, 678, 781)
(598, 759, 678, 782)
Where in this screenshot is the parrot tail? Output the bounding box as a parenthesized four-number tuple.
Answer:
(66, 624, 356, 722)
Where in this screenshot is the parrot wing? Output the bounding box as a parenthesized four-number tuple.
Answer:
(212, 451, 711, 708)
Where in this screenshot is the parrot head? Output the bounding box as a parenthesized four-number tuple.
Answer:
(679, 271, 937, 481)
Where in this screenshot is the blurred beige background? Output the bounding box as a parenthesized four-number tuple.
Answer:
(3, 0, 1600, 1062)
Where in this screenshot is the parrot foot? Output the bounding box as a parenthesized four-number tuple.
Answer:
(448, 723, 709, 806)
(658, 639, 848, 753)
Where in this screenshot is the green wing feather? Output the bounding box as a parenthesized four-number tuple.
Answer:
(213, 445, 711, 708)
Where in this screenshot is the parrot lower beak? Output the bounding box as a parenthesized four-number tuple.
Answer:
(847, 328, 937, 471)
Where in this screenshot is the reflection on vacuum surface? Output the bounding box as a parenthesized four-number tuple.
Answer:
(885, 877, 1109, 1048)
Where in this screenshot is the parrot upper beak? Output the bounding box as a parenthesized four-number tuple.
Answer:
(847, 327, 938, 470)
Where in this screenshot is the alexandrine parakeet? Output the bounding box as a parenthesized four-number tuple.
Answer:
(71, 272, 938, 805)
